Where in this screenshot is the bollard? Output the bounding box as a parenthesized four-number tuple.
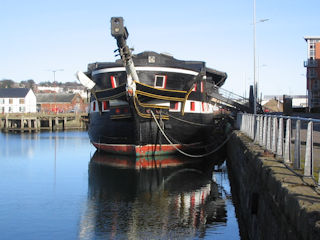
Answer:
(266, 116, 272, 150)
(293, 120, 301, 169)
(284, 119, 291, 163)
(304, 121, 313, 177)
(272, 117, 278, 153)
(277, 118, 284, 156)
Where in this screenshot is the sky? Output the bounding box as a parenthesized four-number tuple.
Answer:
(1, 0, 320, 98)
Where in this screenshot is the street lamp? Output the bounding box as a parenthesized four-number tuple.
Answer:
(253, 0, 269, 114)
(50, 69, 64, 113)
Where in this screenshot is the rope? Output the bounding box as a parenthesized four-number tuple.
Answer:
(150, 110, 232, 158)
(166, 113, 216, 127)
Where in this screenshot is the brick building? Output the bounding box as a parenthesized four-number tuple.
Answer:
(36, 93, 87, 113)
(304, 36, 320, 111)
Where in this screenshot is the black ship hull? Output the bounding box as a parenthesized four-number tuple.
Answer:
(85, 52, 228, 156)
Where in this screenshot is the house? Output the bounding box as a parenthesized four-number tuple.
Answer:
(262, 99, 283, 112)
(0, 88, 36, 113)
(36, 93, 87, 113)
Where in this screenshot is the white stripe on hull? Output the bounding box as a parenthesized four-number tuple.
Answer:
(92, 66, 199, 76)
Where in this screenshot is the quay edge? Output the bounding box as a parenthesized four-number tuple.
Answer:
(227, 130, 320, 240)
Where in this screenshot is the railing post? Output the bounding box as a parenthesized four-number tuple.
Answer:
(284, 119, 291, 163)
(272, 117, 278, 153)
(241, 114, 245, 133)
(263, 116, 267, 147)
(293, 120, 301, 169)
(277, 118, 284, 156)
(266, 116, 272, 150)
(251, 115, 255, 139)
(259, 116, 263, 145)
(237, 112, 242, 130)
(254, 115, 260, 143)
(249, 114, 253, 138)
(304, 121, 313, 177)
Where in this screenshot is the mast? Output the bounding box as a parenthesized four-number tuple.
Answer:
(111, 17, 139, 97)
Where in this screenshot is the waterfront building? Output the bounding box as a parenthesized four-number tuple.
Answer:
(36, 93, 87, 113)
(0, 88, 36, 113)
(304, 36, 320, 111)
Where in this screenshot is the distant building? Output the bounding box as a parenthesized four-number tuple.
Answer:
(263, 99, 283, 112)
(304, 36, 320, 111)
(0, 88, 36, 113)
(262, 95, 307, 108)
(37, 86, 63, 93)
(36, 93, 87, 113)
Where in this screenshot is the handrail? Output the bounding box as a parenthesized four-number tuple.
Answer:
(237, 113, 320, 186)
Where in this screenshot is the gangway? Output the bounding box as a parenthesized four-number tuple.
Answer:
(209, 86, 258, 113)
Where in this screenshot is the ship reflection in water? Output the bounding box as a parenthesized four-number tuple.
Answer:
(79, 151, 228, 239)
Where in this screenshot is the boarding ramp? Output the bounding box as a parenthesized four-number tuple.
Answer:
(209, 86, 252, 113)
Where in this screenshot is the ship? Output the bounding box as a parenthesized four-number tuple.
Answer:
(77, 17, 228, 157)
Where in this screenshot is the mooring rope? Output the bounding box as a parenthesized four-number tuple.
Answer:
(165, 113, 216, 127)
(150, 110, 232, 158)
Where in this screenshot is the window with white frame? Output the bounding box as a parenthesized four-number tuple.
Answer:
(154, 75, 167, 88)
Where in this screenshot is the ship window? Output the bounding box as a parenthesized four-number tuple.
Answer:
(202, 102, 209, 112)
(154, 75, 167, 88)
(192, 83, 197, 91)
(200, 81, 204, 93)
(103, 101, 109, 111)
(92, 101, 96, 112)
(110, 76, 118, 88)
(170, 101, 179, 110)
(190, 102, 195, 111)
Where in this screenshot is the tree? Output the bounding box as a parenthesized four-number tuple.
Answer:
(20, 79, 36, 91)
(0, 79, 15, 88)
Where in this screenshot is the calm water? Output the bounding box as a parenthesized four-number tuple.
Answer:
(0, 131, 240, 239)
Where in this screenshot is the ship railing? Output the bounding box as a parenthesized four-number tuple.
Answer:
(236, 112, 320, 186)
(211, 85, 250, 112)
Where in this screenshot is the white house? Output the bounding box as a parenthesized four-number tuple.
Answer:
(0, 88, 37, 113)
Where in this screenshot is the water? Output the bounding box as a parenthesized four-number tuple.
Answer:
(0, 131, 240, 239)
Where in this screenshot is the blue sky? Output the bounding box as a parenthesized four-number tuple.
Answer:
(1, 0, 319, 97)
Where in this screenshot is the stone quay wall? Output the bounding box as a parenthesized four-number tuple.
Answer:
(227, 131, 320, 240)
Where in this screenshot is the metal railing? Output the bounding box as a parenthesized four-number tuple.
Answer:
(237, 113, 320, 185)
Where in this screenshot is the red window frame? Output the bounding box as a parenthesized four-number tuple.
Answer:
(110, 76, 117, 88)
(190, 102, 195, 111)
(103, 101, 109, 111)
(192, 83, 197, 91)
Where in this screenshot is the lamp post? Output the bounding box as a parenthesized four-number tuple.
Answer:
(51, 69, 64, 113)
(253, 0, 269, 114)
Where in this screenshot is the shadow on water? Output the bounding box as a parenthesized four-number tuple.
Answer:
(78, 151, 229, 239)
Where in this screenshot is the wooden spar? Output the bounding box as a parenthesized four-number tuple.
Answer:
(111, 17, 139, 96)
